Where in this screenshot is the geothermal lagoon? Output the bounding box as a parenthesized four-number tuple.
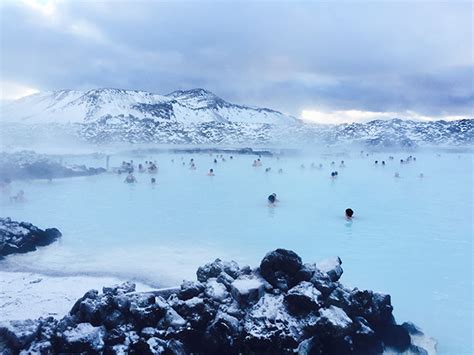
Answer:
(0, 148, 472, 354)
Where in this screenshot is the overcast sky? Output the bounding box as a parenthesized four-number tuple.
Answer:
(0, 0, 472, 123)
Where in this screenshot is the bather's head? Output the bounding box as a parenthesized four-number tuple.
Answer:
(345, 208, 354, 218)
(268, 193, 276, 204)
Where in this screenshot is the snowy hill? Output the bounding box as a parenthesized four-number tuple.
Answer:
(0, 88, 472, 147)
(0, 88, 295, 125)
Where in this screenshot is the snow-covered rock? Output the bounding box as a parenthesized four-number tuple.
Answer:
(0, 217, 61, 258)
(0, 249, 435, 354)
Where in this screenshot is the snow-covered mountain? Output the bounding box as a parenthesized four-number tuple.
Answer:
(0, 88, 472, 147)
(0, 88, 295, 125)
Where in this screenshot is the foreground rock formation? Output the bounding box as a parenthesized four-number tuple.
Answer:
(0, 249, 435, 354)
(0, 217, 61, 258)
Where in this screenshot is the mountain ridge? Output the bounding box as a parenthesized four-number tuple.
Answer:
(0, 88, 472, 147)
(1, 88, 296, 125)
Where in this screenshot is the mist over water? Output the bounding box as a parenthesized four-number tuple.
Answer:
(0, 145, 472, 354)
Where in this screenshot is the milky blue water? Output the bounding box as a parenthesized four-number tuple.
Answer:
(0, 150, 472, 354)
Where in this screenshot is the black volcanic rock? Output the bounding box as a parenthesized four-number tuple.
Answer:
(0, 217, 61, 258)
(259, 248, 303, 291)
(0, 249, 435, 354)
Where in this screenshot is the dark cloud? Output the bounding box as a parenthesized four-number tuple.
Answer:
(1, 0, 472, 118)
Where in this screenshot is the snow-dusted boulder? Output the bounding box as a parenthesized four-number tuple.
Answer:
(259, 248, 303, 291)
(230, 275, 265, 305)
(285, 281, 322, 314)
(316, 256, 344, 282)
(0, 249, 436, 354)
(0, 217, 61, 258)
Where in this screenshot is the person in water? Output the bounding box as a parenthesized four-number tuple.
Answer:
(268, 193, 278, 205)
(345, 208, 354, 220)
(151, 178, 156, 184)
(207, 168, 215, 176)
(124, 173, 137, 183)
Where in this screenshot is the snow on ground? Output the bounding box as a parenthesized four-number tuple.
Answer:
(0, 271, 154, 321)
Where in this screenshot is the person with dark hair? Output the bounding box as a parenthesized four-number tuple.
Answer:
(124, 173, 137, 183)
(268, 193, 278, 205)
(207, 168, 215, 176)
(151, 178, 156, 184)
(345, 208, 354, 219)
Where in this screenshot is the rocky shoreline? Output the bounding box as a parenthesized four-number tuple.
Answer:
(0, 151, 106, 181)
(0, 218, 61, 258)
(0, 249, 435, 354)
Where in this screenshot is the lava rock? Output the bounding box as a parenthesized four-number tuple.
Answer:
(197, 258, 241, 282)
(1, 250, 435, 355)
(178, 280, 205, 300)
(316, 256, 343, 282)
(230, 275, 265, 306)
(284, 281, 322, 314)
(259, 248, 303, 291)
(0, 217, 61, 257)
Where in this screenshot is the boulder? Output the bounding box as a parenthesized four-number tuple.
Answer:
(259, 248, 303, 291)
(230, 275, 265, 305)
(178, 280, 205, 300)
(57, 323, 106, 353)
(103, 281, 136, 295)
(0, 319, 40, 350)
(196, 258, 241, 282)
(0, 218, 61, 258)
(317, 305, 354, 336)
(2, 250, 434, 355)
(284, 281, 322, 314)
(316, 256, 343, 282)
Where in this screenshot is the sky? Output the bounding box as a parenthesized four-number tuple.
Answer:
(0, 0, 472, 123)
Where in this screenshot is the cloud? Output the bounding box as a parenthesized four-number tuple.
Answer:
(301, 109, 470, 125)
(0, 81, 40, 100)
(0, 0, 472, 121)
